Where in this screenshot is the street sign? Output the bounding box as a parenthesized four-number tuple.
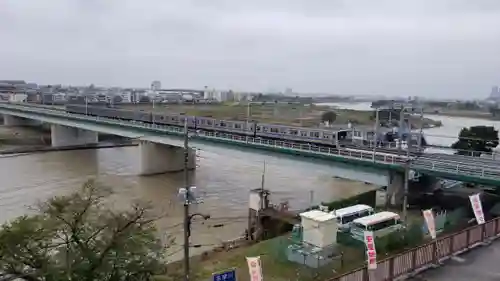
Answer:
(212, 268, 236, 281)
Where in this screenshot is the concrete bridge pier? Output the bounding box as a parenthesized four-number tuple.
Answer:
(139, 141, 196, 176)
(387, 170, 405, 206)
(3, 114, 40, 126)
(50, 124, 98, 147)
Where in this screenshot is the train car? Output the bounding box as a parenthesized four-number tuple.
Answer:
(255, 123, 347, 147)
(213, 120, 247, 134)
(65, 104, 350, 148)
(152, 112, 171, 125)
(196, 117, 217, 131)
(133, 110, 153, 123)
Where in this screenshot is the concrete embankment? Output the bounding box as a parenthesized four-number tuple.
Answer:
(0, 142, 138, 156)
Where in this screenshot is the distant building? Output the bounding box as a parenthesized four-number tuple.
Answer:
(219, 90, 235, 102)
(490, 86, 500, 100)
(151, 81, 161, 91)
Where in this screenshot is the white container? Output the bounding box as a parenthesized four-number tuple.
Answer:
(299, 210, 338, 248)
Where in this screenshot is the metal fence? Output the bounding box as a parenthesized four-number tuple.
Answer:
(328, 217, 500, 281)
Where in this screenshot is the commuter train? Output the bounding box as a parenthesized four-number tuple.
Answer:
(65, 104, 350, 146)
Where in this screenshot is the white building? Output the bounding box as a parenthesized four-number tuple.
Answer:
(9, 93, 28, 102)
(151, 81, 161, 91)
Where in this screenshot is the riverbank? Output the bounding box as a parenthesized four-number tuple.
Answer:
(160, 236, 360, 281)
(0, 142, 137, 156)
(423, 109, 495, 121)
(0, 126, 50, 146)
(160, 184, 382, 281)
(117, 103, 442, 129)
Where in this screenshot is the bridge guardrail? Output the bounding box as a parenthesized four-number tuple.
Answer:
(11, 103, 500, 159)
(328, 217, 500, 281)
(0, 103, 408, 166)
(413, 157, 500, 180)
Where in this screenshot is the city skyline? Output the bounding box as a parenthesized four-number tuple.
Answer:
(1, 0, 500, 98)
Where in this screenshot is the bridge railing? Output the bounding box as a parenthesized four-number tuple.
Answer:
(413, 157, 500, 180)
(327, 217, 500, 281)
(6, 102, 499, 159)
(0, 104, 409, 165)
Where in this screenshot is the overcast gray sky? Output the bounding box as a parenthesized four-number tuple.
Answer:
(1, 0, 500, 97)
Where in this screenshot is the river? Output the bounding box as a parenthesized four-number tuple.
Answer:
(0, 103, 496, 261)
(0, 135, 382, 261)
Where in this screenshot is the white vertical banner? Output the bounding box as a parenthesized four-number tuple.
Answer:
(422, 209, 437, 239)
(246, 256, 263, 281)
(469, 193, 486, 225)
(363, 231, 377, 270)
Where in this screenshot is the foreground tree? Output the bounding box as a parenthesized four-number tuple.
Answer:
(0, 180, 169, 281)
(452, 125, 499, 156)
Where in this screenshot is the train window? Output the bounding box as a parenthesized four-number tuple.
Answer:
(353, 131, 362, 137)
(270, 127, 279, 133)
(323, 133, 331, 139)
(219, 121, 226, 127)
(310, 131, 320, 138)
(234, 123, 241, 129)
(257, 126, 262, 131)
(207, 120, 213, 125)
(289, 129, 298, 135)
(262, 126, 268, 132)
(300, 131, 307, 137)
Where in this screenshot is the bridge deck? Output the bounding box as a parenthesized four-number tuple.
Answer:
(1, 102, 500, 185)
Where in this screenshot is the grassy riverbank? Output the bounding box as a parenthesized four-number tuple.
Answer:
(118, 103, 442, 129)
(158, 236, 365, 281)
(424, 109, 494, 120)
(0, 126, 50, 147)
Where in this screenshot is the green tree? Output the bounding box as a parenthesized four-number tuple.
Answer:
(451, 126, 499, 156)
(0, 181, 170, 281)
(321, 111, 337, 124)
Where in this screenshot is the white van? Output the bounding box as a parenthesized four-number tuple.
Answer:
(330, 204, 374, 231)
(350, 211, 403, 241)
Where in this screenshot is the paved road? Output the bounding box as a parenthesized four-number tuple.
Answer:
(410, 241, 500, 281)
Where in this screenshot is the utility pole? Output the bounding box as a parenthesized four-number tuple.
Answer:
(403, 159, 410, 225)
(418, 107, 424, 151)
(246, 102, 251, 143)
(407, 116, 412, 158)
(182, 119, 190, 281)
(398, 106, 404, 156)
(180, 119, 209, 281)
(372, 108, 379, 161)
(85, 96, 88, 115)
(256, 161, 267, 241)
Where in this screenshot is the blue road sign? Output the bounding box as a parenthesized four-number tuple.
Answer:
(212, 268, 236, 281)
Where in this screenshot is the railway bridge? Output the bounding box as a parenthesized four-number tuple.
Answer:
(1, 102, 500, 205)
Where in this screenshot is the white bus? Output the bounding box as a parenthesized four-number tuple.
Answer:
(350, 211, 403, 241)
(330, 204, 374, 231)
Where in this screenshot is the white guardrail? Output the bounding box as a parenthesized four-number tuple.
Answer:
(0, 103, 408, 165)
(413, 157, 500, 180)
(3, 103, 500, 180)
